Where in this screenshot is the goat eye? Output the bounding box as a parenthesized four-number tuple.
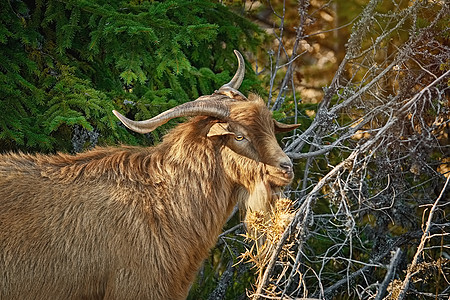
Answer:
(235, 135, 245, 141)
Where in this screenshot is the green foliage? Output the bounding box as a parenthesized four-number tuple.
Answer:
(0, 0, 264, 153)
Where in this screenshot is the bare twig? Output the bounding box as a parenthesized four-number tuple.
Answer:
(396, 176, 450, 300)
(374, 248, 402, 300)
(240, 1, 449, 299)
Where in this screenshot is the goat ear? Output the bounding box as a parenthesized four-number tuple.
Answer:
(207, 123, 234, 137)
(274, 120, 300, 133)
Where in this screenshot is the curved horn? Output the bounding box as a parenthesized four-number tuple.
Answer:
(219, 50, 245, 90)
(113, 100, 230, 134)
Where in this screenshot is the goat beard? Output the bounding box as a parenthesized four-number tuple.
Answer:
(245, 180, 285, 217)
(240, 162, 295, 248)
(243, 178, 288, 250)
(244, 162, 292, 215)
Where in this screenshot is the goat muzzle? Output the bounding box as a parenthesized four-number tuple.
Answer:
(279, 161, 294, 175)
(264, 163, 294, 187)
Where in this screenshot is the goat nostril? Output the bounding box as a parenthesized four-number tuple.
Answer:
(279, 161, 293, 173)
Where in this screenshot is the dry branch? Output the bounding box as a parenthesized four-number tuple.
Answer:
(251, 0, 450, 298)
(396, 176, 450, 300)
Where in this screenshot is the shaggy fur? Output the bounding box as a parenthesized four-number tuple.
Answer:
(0, 97, 294, 300)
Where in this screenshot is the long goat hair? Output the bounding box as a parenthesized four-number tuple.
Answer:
(0, 50, 299, 300)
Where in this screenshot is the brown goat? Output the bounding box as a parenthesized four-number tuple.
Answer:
(0, 51, 298, 300)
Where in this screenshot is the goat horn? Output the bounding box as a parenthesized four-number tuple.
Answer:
(218, 50, 245, 90)
(113, 99, 230, 134)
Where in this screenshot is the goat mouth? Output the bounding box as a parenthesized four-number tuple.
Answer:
(283, 169, 294, 178)
(268, 168, 294, 187)
(263, 164, 294, 187)
(280, 169, 294, 181)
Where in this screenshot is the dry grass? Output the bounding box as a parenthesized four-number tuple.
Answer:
(240, 198, 297, 297)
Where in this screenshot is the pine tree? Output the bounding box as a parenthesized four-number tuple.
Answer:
(0, 0, 264, 153)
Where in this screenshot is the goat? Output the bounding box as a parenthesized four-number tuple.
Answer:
(0, 50, 298, 300)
